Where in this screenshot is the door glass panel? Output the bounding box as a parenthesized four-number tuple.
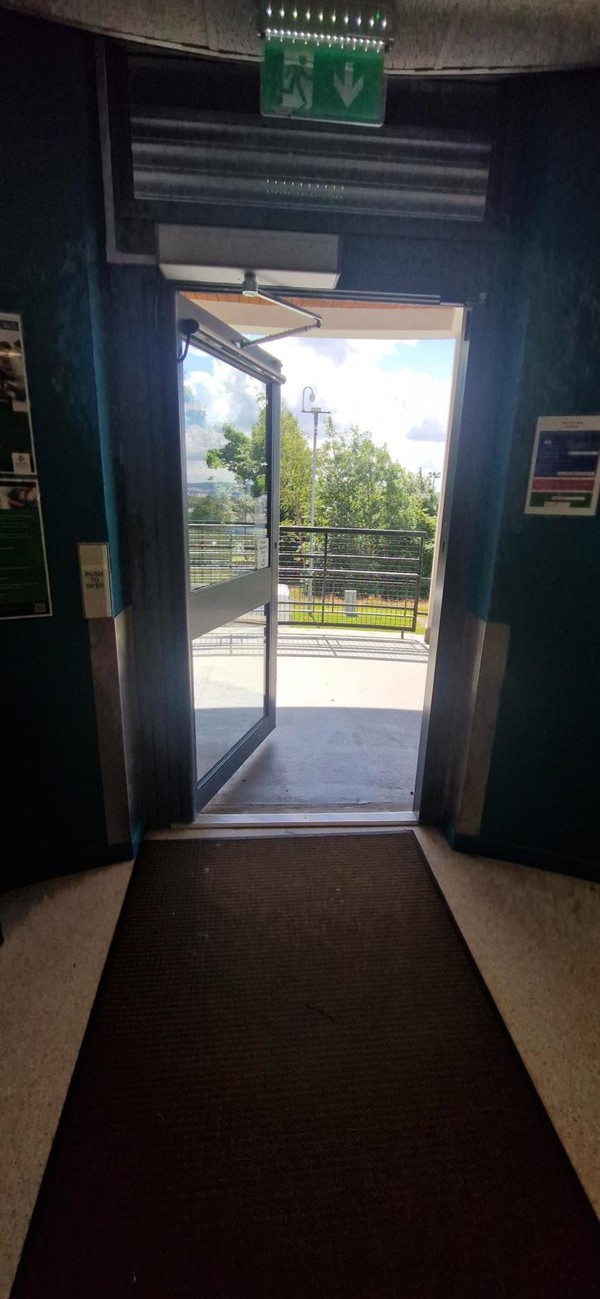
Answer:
(192, 607, 267, 782)
(183, 347, 269, 589)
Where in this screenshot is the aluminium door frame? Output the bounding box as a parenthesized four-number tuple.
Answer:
(175, 285, 473, 826)
(175, 295, 283, 811)
(413, 306, 471, 821)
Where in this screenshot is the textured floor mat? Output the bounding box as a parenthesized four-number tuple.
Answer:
(11, 833, 600, 1298)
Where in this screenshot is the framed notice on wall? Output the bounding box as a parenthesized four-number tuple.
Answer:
(0, 310, 51, 618)
(525, 416, 600, 516)
(0, 479, 52, 619)
(0, 313, 35, 476)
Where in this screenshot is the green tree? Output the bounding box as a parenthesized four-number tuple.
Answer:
(206, 400, 312, 523)
(206, 422, 264, 495)
(400, 469, 439, 593)
(279, 408, 312, 522)
(315, 423, 440, 594)
(189, 495, 235, 523)
(200, 403, 440, 591)
(316, 423, 397, 529)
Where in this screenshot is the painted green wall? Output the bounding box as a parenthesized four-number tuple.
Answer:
(0, 13, 130, 884)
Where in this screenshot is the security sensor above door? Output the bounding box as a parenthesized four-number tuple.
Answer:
(158, 225, 340, 291)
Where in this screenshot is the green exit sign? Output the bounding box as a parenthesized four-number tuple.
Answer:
(261, 41, 386, 127)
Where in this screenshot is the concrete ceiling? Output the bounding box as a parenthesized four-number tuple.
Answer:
(3, 0, 600, 73)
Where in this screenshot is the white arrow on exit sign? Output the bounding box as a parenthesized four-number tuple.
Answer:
(334, 62, 364, 108)
(262, 42, 386, 126)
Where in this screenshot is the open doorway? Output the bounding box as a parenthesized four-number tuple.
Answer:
(180, 293, 463, 818)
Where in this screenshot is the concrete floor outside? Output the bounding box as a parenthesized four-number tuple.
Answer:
(195, 625, 429, 812)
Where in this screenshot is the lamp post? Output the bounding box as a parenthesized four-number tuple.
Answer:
(302, 385, 330, 610)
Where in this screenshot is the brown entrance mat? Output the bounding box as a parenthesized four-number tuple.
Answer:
(12, 833, 600, 1298)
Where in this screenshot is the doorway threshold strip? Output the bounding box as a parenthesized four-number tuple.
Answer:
(161, 805, 418, 836)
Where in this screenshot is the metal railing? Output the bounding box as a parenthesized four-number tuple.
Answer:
(279, 526, 424, 632)
(188, 522, 266, 589)
(188, 523, 424, 632)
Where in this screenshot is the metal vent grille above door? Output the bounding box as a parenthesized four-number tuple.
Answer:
(131, 110, 491, 223)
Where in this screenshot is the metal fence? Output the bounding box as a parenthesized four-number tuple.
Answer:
(188, 522, 266, 589)
(188, 523, 424, 632)
(279, 526, 423, 632)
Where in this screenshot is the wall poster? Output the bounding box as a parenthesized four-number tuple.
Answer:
(0, 312, 51, 618)
(525, 415, 600, 516)
(0, 479, 52, 619)
(0, 313, 35, 475)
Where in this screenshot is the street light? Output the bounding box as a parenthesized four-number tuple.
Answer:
(302, 385, 331, 531)
(302, 385, 331, 610)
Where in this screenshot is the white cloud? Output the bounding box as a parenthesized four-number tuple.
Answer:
(185, 337, 454, 477)
(186, 366, 263, 432)
(267, 337, 454, 475)
(185, 361, 265, 481)
(406, 416, 446, 443)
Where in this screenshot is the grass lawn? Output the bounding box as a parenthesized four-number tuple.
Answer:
(287, 591, 429, 635)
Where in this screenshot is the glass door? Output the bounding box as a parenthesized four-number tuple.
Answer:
(177, 295, 282, 810)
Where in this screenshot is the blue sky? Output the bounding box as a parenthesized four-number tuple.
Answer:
(187, 354, 213, 374)
(185, 335, 456, 478)
(376, 338, 456, 382)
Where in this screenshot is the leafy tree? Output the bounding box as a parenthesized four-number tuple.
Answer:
(206, 422, 264, 495)
(316, 422, 389, 528)
(189, 495, 235, 523)
(198, 399, 440, 593)
(279, 409, 312, 522)
(315, 423, 440, 594)
(206, 401, 312, 522)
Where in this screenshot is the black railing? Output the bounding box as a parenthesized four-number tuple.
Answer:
(188, 523, 424, 632)
(188, 522, 266, 589)
(278, 526, 424, 632)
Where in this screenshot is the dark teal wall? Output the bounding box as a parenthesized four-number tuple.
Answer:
(465, 76, 600, 872)
(2, 11, 598, 881)
(0, 13, 130, 883)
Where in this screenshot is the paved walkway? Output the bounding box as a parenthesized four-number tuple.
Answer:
(203, 628, 428, 812)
